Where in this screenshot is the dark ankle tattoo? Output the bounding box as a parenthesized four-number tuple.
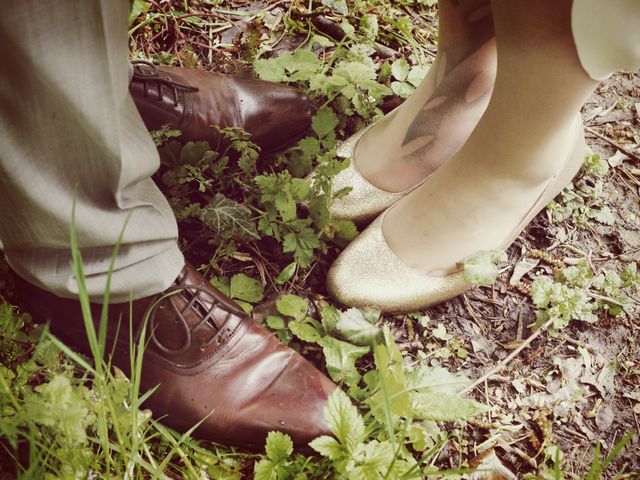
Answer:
(400, 0, 495, 164)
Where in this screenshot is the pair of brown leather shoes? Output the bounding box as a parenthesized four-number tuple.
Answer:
(14, 65, 334, 448)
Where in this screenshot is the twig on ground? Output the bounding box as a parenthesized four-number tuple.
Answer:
(561, 335, 596, 353)
(585, 126, 640, 163)
(461, 318, 554, 395)
(587, 290, 631, 309)
(462, 293, 484, 326)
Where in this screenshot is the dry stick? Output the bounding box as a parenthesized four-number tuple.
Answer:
(461, 317, 554, 395)
(585, 126, 640, 163)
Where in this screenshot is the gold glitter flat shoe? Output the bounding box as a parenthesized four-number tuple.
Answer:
(327, 117, 586, 313)
(327, 122, 431, 225)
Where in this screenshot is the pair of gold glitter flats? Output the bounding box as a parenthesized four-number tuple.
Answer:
(323, 116, 586, 313)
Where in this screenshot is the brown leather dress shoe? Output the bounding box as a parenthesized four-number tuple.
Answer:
(129, 60, 312, 154)
(14, 264, 335, 448)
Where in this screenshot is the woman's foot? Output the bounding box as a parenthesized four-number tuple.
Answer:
(354, 0, 497, 193)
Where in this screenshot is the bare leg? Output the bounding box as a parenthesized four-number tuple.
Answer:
(355, 0, 497, 192)
(383, 0, 599, 273)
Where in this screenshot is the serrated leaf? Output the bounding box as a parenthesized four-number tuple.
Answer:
(582, 152, 609, 177)
(274, 190, 297, 222)
(312, 107, 340, 139)
(201, 194, 259, 240)
(336, 308, 381, 346)
(30, 375, 90, 445)
(463, 250, 507, 285)
(298, 137, 321, 157)
(407, 66, 428, 87)
(309, 435, 343, 460)
(276, 294, 308, 321)
(349, 440, 396, 479)
(289, 321, 322, 343)
(253, 459, 278, 480)
(412, 392, 488, 421)
(319, 336, 369, 387)
(265, 431, 293, 462)
(309, 195, 331, 231)
(253, 59, 287, 83)
(282, 228, 320, 268)
(391, 58, 410, 82)
(391, 81, 415, 98)
(335, 219, 358, 242)
(589, 205, 615, 225)
(229, 273, 264, 303)
(324, 388, 365, 451)
(290, 178, 310, 201)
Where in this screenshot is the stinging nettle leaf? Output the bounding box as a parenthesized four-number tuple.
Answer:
(265, 431, 293, 463)
(253, 58, 288, 83)
(319, 336, 369, 387)
(253, 460, 278, 480)
(229, 273, 264, 303)
(324, 388, 365, 451)
(275, 294, 309, 321)
(289, 321, 322, 344)
(309, 435, 343, 460)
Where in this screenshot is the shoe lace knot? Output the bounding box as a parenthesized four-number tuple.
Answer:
(131, 60, 198, 107)
(146, 284, 237, 356)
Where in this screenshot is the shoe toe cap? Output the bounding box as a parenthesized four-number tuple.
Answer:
(327, 218, 471, 312)
(259, 350, 336, 444)
(198, 321, 336, 447)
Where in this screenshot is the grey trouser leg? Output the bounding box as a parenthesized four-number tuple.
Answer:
(0, 1, 184, 303)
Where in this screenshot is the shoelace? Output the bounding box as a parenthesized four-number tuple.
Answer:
(131, 60, 198, 107)
(147, 284, 235, 355)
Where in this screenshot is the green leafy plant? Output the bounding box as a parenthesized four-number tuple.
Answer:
(547, 151, 616, 227)
(532, 259, 639, 333)
(527, 431, 635, 480)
